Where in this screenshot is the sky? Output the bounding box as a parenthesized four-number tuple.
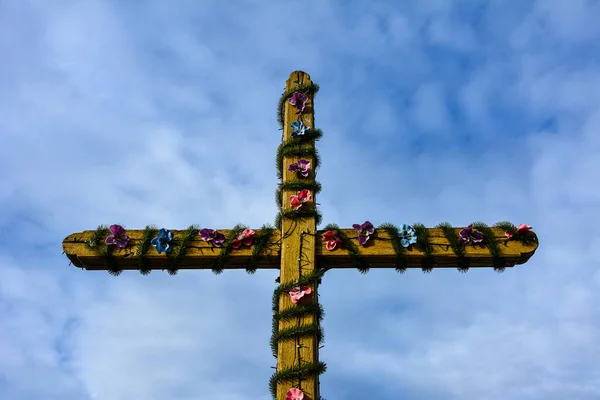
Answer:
(1, 0, 600, 399)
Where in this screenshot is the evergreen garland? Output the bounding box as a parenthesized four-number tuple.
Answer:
(413, 223, 434, 272)
(89, 225, 276, 276)
(167, 225, 199, 275)
(270, 268, 326, 399)
(437, 222, 469, 273)
(270, 83, 327, 399)
(323, 223, 370, 273)
(246, 224, 276, 274)
(137, 225, 158, 275)
(87, 225, 109, 249)
(277, 83, 320, 128)
(87, 225, 122, 275)
(472, 221, 505, 272)
(379, 223, 408, 273)
(275, 142, 321, 180)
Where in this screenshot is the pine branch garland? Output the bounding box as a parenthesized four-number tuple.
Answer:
(437, 222, 469, 272)
(322, 223, 369, 273)
(269, 362, 326, 400)
(472, 221, 505, 271)
(212, 224, 246, 275)
(277, 82, 320, 128)
(88, 225, 109, 249)
(413, 223, 434, 272)
(246, 225, 275, 274)
(378, 223, 407, 273)
(137, 225, 157, 275)
(168, 225, 200, 274)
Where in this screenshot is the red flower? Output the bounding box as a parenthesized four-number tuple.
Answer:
(323, 230, 342, 251)
(290, 189, 312, 210)
(289, 281, 312, 304)
(232, 229, 255, 249)
(286, 387, 304, 400)
(505, 224, 532, 238)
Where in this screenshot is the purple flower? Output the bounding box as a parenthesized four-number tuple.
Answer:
(105, 224, 130, 249)
(459, 224, 484, 245)
(288, 92, 308, 113)
(352, 221, 375, 246)
(288, 159, 311, 178)
(291, 120, 310, 137)
(199, 228, 226, 248)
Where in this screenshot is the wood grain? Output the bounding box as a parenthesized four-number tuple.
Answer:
(62, 227, 537, 271)
(62, 229, 281, 271)
(277, 71, 320, 400)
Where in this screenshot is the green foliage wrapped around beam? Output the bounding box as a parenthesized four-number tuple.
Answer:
(378, 223, 408, 273)
(437, 222, 468, 272)
(137, 225, 158, 275)
(472, 221, 505, 272)
(276, 142, 321, 180)
(246, 225, 276, 274)
(167, 225, 200, 275)
(277, 82, 320, 128)
(413, 223, 434, 272)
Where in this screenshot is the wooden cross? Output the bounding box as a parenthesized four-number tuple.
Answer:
(62, 71, 539, 400)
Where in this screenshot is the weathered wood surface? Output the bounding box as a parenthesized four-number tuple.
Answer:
(62, 229, 281, 270)
(62, 227, 538, 271)
(277, 71, 320, 400)
(321, 227, 538, 269)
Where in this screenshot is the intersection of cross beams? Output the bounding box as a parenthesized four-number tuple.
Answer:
(62, 71, 539, 400)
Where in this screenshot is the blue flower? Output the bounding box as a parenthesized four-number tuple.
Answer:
(399, 224, 417, 247)
(291, 120, 310, 137)
(151, 228, 174, 254)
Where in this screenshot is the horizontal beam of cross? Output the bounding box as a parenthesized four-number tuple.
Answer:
(62, 227, 538, 271)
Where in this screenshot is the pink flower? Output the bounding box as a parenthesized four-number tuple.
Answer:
(290, 189, 312, 210)
(323, 230, 342, 251)
(505, 224, 532, 238)
(286, 387, 304, 400)
(232, 229, 255, 249)
(289, 281, 312, 304)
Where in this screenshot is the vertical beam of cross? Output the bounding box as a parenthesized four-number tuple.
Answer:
(277, 71, 320, 400)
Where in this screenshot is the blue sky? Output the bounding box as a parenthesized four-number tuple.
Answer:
(1, 1, 600, 399)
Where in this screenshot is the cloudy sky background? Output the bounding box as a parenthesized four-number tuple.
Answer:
(2, 0, 600, 399)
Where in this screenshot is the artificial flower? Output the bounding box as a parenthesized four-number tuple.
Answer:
(459, 224, 484, 245)
(199, 228, 226, 248)
(288, 92, 308, 113)
(290, 189, 312, 210)
(291, 120, 310, 137)
(232, 229, 255, 249)
(352, 221, 375, 246)
(288, 280, 312, 304)
(105, 224, 130, 249)
(286, 388, 304, 400)
(323, 230, 342, 251)
(151, 228, 174, 254)
(505, 224, 532, 238)
(399, 224, 417, 247)
(288, 159, 311, 177)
